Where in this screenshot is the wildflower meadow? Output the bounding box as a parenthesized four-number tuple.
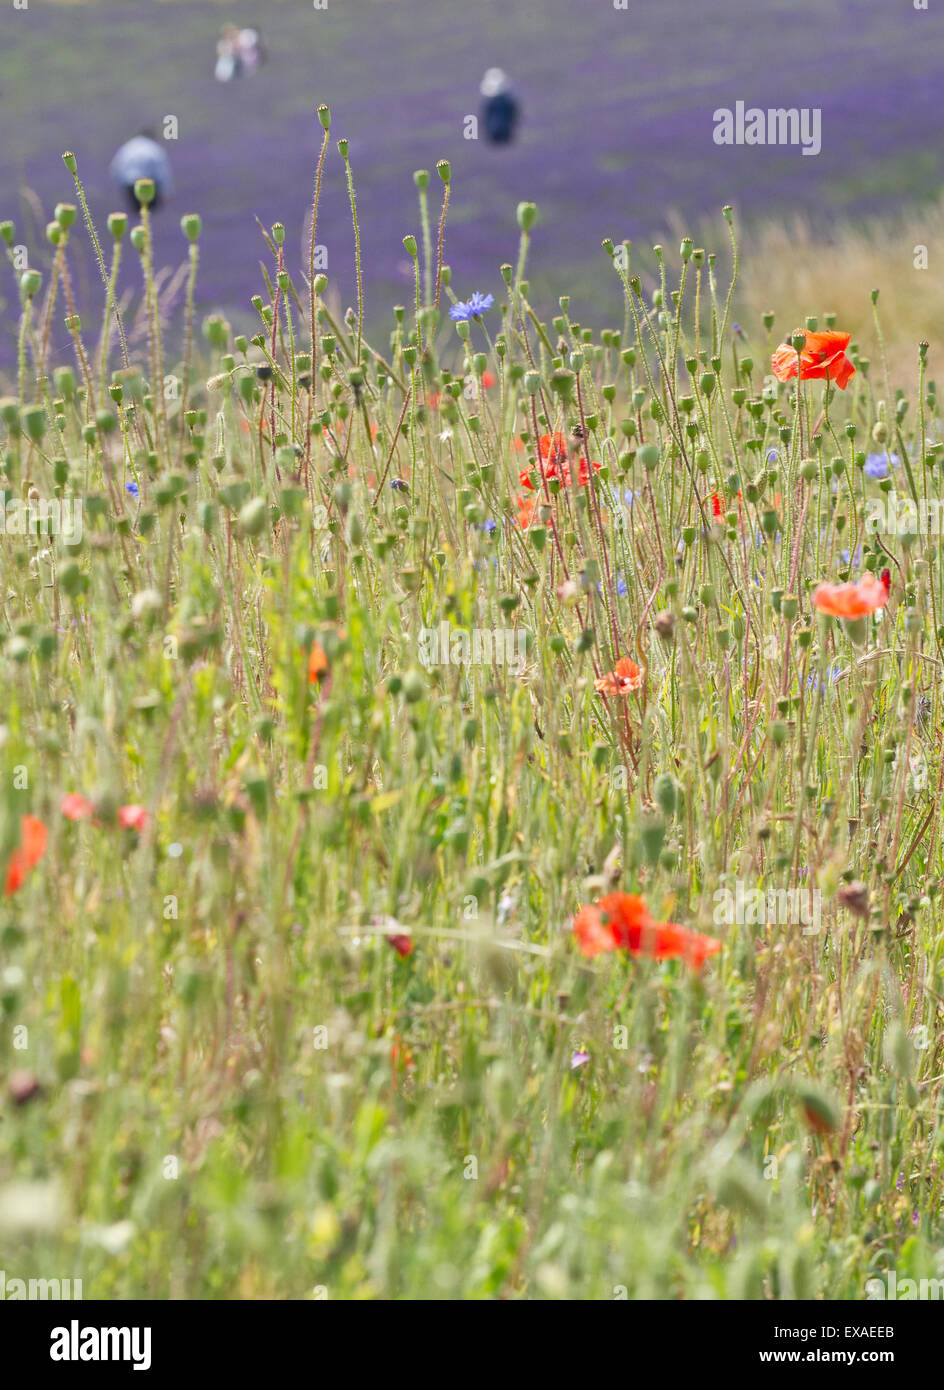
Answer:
(2, 103, 944, 1322)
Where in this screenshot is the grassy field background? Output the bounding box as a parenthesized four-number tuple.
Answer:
(1, 0, 942, 371)
(1, 0, 944, 1304)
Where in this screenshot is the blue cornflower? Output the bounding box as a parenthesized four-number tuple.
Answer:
(806, 663, 841, 694)
(473, 519, 497, 534)
(126, 481, 139, 498)
(839, 545, 861, 568)
(449, 292, 494, 322)
(596, 572, 628, 598)
(390, 477, 408, 491)
(765, 448, 780, 465)
(864, 451, 898, 480)
(623, 488, 637, 508)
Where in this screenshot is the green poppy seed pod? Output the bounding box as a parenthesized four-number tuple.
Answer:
(313, 274, 327, 295)
(780, 594, 799, 621)
(413, 169, 429, 190)
(524, 370, 541, 395)
(601, 237, 614, 257)
(805, 316, 818, 332)
(272, 222, 285, 246)
(516, 201, 537, 232)
(62, 150, 77, 173)
(20, 270, 42, 298)
(454, 320, 470, 342)
(691, 249, 705, 268)
(791, 330, 806, 351)
(762, 310, 775, 330)
(107, 211, 127, 240)
(519, 279, 530, 297)
(680, 236, 694, 261)
(238, 496, 268, 537)
(638, 443, 660, 472)
(130, 226, 146, 252)
(337, 138, 349, 159)
(402, 668, 425, 703)
(277, 270, 290, 292)
(799, 457, 817, 481)
(883, 1021, 914, 1081)
(21, 405, 46, 443)
(181, 213, 202, 241)
(639, 816, 666, 868)
(0, 396, 18, 428)
(654, 773, 677, 818)
(441, 265, 451, 286)
(872, 421, 888, 445)
(109, 384, 123, 404)
(569, 350, 584, 373)
(402, 235, 417, 259)
(134, 177, 156, 207)
(761, 508, 779, 535)
(699, 583, 716, 607)
(54, 366, 76, 399)
(46, 222, 63, 248)
(549, 367, 574, 401)
(436, 159, 450, 185)
(317, 104, 331, 131)
(699, 371, 716, 397)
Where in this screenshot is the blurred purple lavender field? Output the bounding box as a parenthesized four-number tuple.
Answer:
(0, 0, 941, 367)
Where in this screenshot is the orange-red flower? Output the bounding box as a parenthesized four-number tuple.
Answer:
(308, 641, 328, 683)
(515, 495, 539, 529)
(573, 891, 721, 969)
(771, 330, 855, 390)
(594, 656, 642, 696)
(118, 804, 148, 832)
(388, 933, 414, 959)
(812, 572, 888, 619)
(4, 815, 47, 896)
(62, 793, 94, 822)
(519, 433, 602, 491)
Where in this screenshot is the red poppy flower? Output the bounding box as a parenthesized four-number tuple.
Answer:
(308, 641, 328, 683)
(519, 433, 602, 491)
(771, 330, 855, 390)
(61, 793, 94, 822)
(481, 371, 497, 390)
(388, 933, 414, 959)
(515, 495, 539, 529)
(573, 891, 721, 970)
(4, 815, 48, 896)
(594, 656, 642, 696)
(812, 572, 888, 619)
(880, 567, 891, 597)
(711, 491, 725, 519)
(118, 804, 148, 831)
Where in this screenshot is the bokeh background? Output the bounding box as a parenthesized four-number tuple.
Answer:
(1, 0, 942, 370)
